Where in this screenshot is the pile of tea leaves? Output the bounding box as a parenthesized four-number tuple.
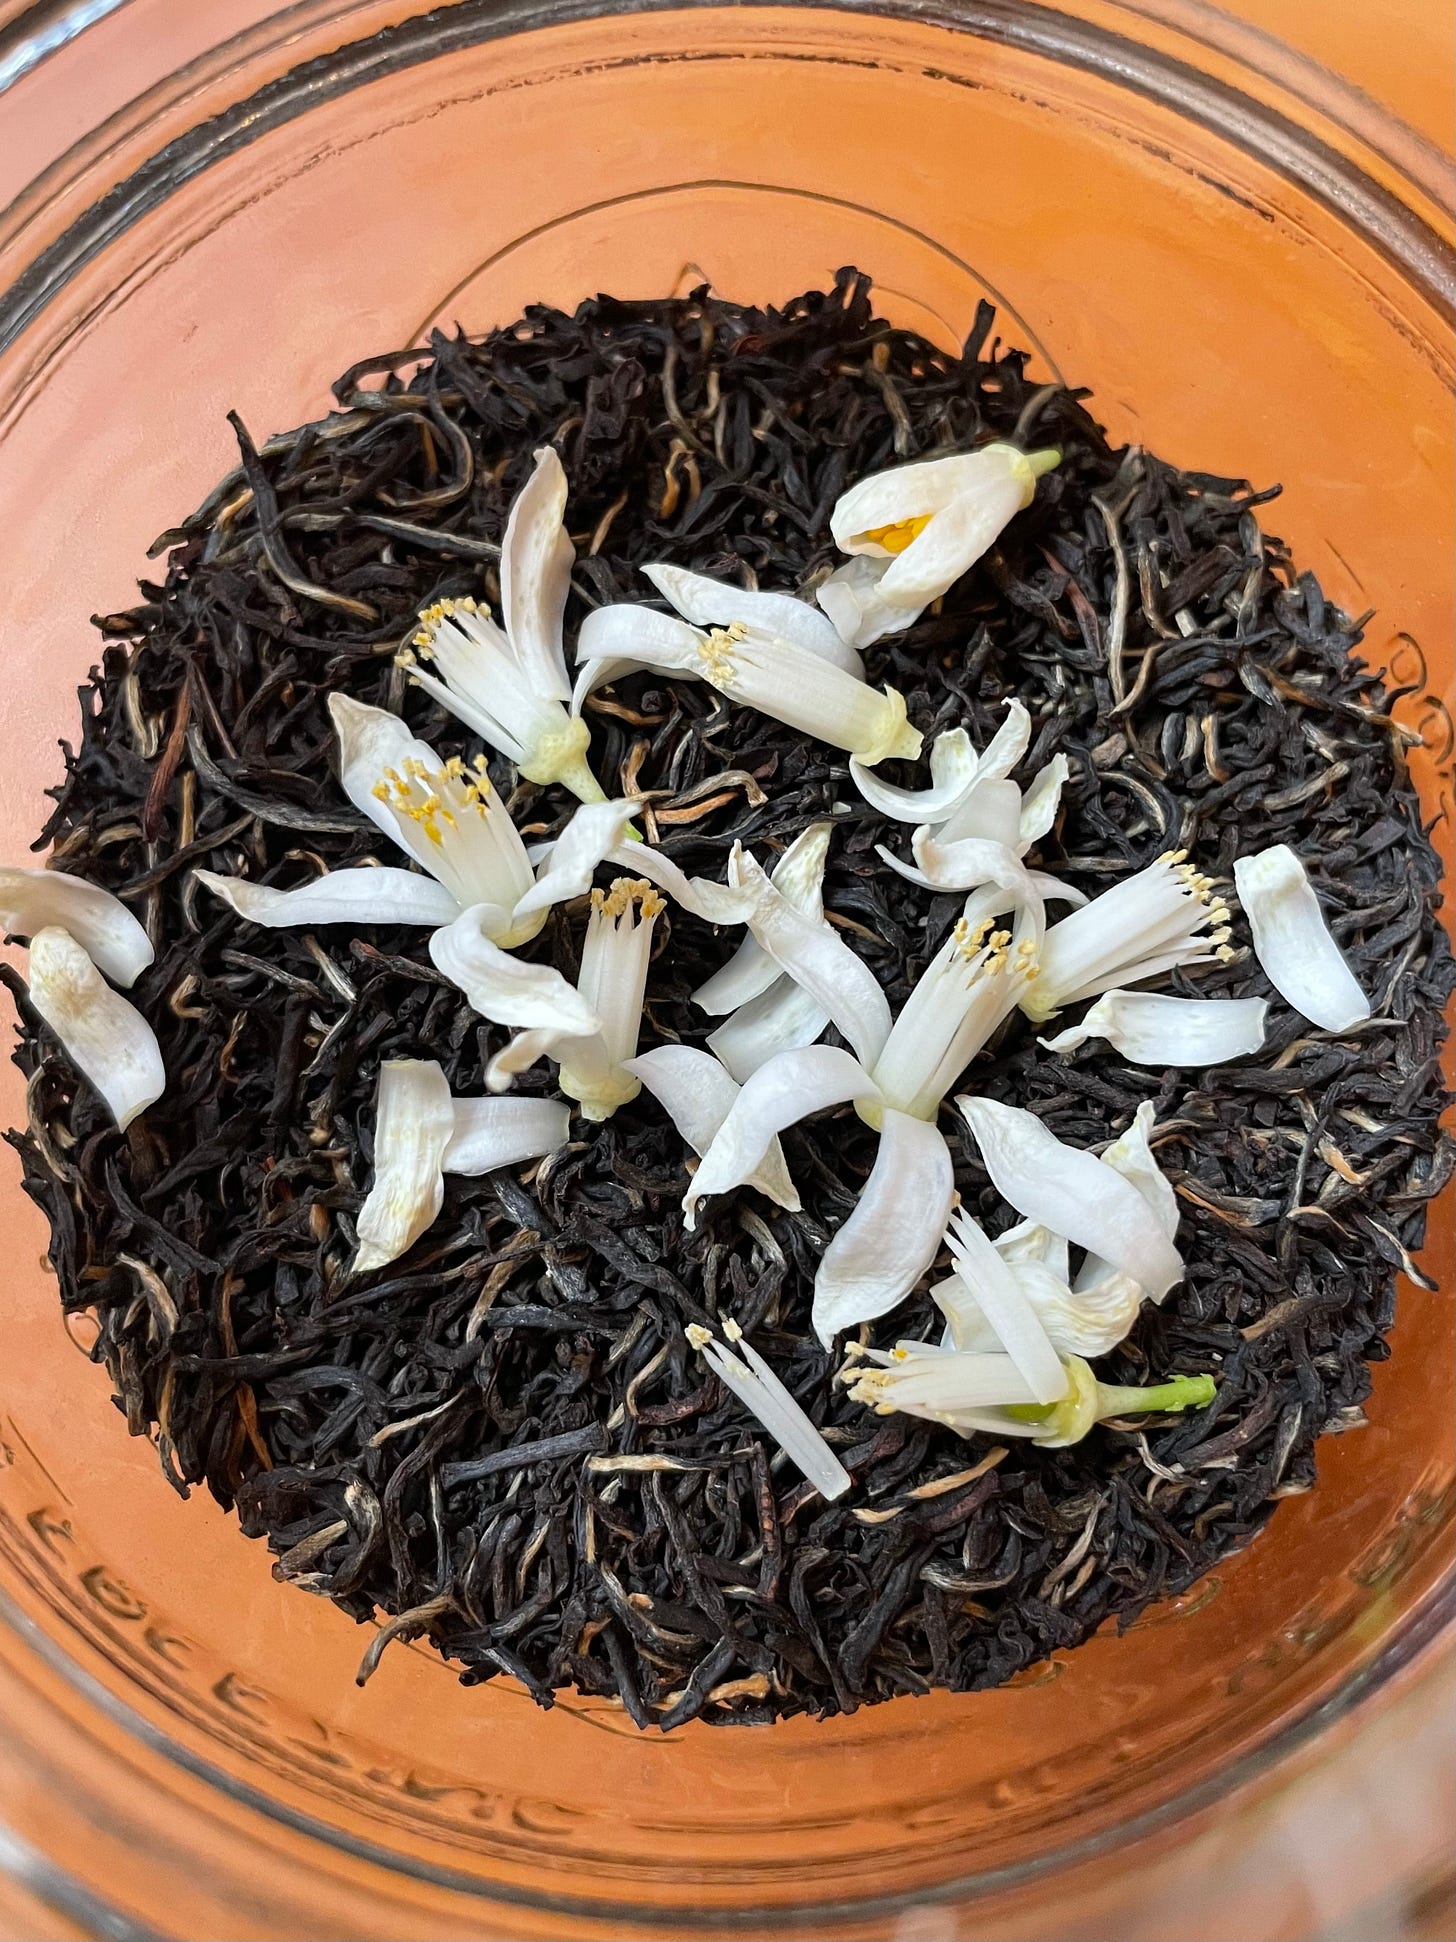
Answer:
(7, 270, 1452, 1725)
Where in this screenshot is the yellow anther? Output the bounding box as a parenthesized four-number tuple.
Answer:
(371, 781, 390, 802)
(859, 513, 932, 555)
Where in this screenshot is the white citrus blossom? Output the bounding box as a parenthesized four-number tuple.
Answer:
(401, 447, 606, 803)
(196, 696, 638, 952)
(1022, 849, 1235, 1023)
(821, 443, 1060, 646)
(1233, 843, 1370, 1033)
(687, 1319, 851, 1500)
(674, 867, 1049, 1344)
(576, 568, 922, 768)
(480, 878, 664, 1119)
(23, 926, 165, 1130)
(353, 1059, 570, 1275)
(845, 1346, 1214, 1447)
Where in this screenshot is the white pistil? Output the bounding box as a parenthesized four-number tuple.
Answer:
(353, 1059, 455, 1275)
(1233, 843, 1370, 1032)
(687, 1320, 851, 1500)
(401, 447, 606, 803)
(24, 926, 165, 1130)
(1024, 849, 1234, 1022)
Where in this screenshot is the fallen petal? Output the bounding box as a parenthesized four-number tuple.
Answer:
(443, 1096, 571, 1176)
(576, 602, 704, 673)
(685, 1044, 876, 1226)
(1041, 989, 1268, 1066)
(626, 1044, 798, 1209)
(811, 1110, 955, 1345)
(0, 865, 153, 987)
(956, 1094, 1184, 1300)
(429, 906, 600, 1033)
(1233, 843, 1370, 1032)
(643, 563, 863, 676)
(25, 926, 165, 1129)
(195, 865, 461, 930)
(354, 1059, 455, 1274)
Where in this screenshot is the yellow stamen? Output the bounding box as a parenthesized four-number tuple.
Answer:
(859, 513, 932, 554)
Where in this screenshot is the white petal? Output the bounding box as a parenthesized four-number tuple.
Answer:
(811, 1110, 955, 1345)
(933, 777, 1023, 848)
(816, 554, 925, 650)
(848, 1347, 1038, 1416)
(707, 977, 830, 1082)
(194, 865, 461, 930)
(428, 906, 600, 1033)
(995, 1219, 1070, 1283)
(956, 1095, 1184, 1300)
(327, 694, 438, 848)
(969, 698, 1034, 788)
(1017, 755, 1070, 850)
(571, 654, 687, 713)
(905, 830, 1043, 905)
(728, 848, 892, 1068)
(943, 1210, 1068, 1403)
(1096, 1100, 1180, 1242)
(831, 450, 1003, 546)
(693, 820, 832, 1014)
(575, 603, 705, 673)
(877, 450, 1039, 607)
(626, 1045, 798, 1209)
(443, 1097, 570, 1175)
(642, 563, 863, 675)
(606, 841, 754, 927)
(1041, 989, 1268, 1066)
(937, 1260, 1142, 1360)
(354, 1059, 454, 1274)
(25, 926, 165, 1129)
(848, 727, 980, 824)
(694, 1329, 850, 1500)
(485, 1025, 591, 1094)
(499, 447, 574, 703)
(510, 799, 640, 922)
(0, 867, 153, 987)
(1233, 844, 1370, 1032)
(685, 1044, 876, 1227)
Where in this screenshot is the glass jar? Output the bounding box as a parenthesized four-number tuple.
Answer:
(0, 3, 1450, 1935)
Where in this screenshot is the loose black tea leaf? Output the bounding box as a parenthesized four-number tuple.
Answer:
(6, 270, 1452, 1725)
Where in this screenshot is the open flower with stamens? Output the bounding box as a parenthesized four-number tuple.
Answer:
(482, 878, 664, 1119)
(822, 443, 1061, 644)
(197, 696, 638, 952)
(576, 570, 922, 768)
(677, 869, 1054, 1343)
(353, 1058, 570, 1275)
(1021, 849, 1234, 1023)
(846, 1347, 1214, 1447)
(399, 448, 606, 803)
(687, 1319, 851, 1500)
